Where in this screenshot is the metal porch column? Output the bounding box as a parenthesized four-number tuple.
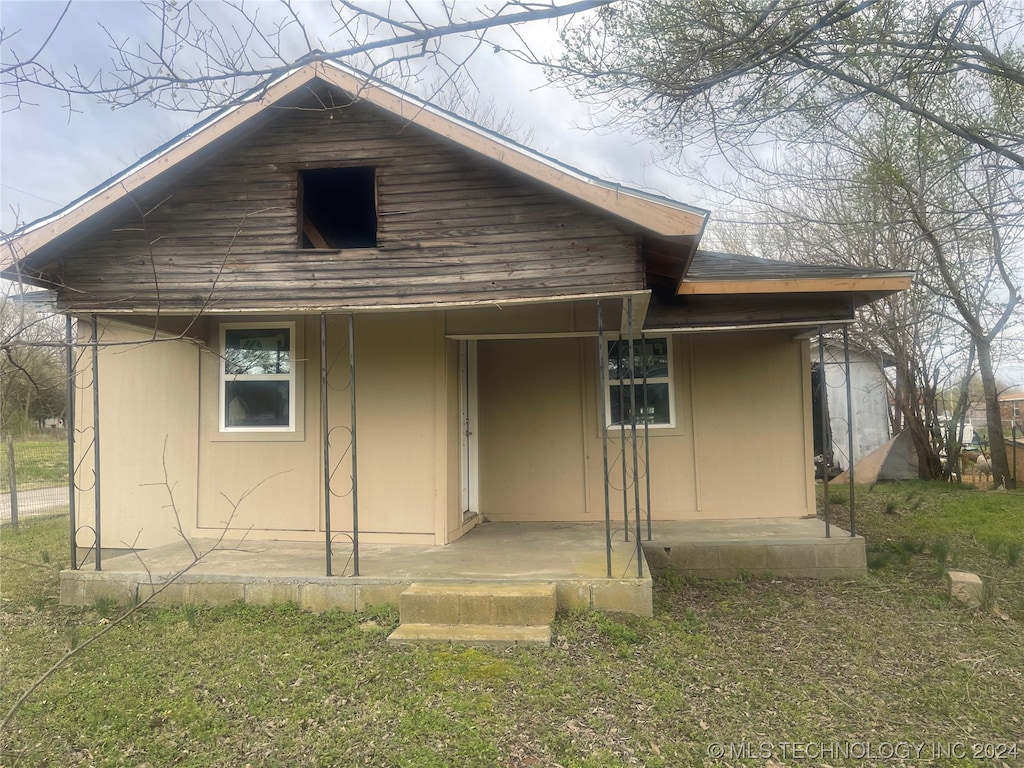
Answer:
(66, 314, 78, 569)
(321, 313, 333, 576)
(641, 332, 652, 541)
(617, 331, 629, 541)
(349, 314, 360, 576)
(90, 315, 102, 569)
(626, 299, 643, 577)
(817, 327, 831, 539)
(597, 302, 613, 578)
(843, 326, 856, 536)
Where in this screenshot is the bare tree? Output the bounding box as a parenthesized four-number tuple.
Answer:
(0, 295, 67, 435)
(716, 91, 1022, 481)
(551, 0, 1024, 168)
(554, 0, 1024, 484)
(705, 179, 965, 480)
(898, 140, 1022, 486)
(427, 71, 537, 146)
(2, 1, 612, 114)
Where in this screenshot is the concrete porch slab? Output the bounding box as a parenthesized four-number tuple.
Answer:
(60, 521, 654, 616)
(642, 518, 866, 579)
(58, 518, 863, 615)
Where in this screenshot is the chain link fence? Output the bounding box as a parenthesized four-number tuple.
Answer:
(0, 436, 69, 527)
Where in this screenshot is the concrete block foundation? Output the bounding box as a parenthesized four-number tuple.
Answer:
(642, 518, 866, 579)
(57, 522, 656, 617)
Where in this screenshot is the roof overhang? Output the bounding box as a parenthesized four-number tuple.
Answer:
(643, 247, 916, 332)
(677, 274, 912, 298)
(673, 250, 915, 312)
(642, 234, 704, 294)
(644, 291, 862, 333)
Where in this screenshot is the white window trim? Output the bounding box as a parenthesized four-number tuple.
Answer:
(604, 335, 676, 429)
(219, 321, 297, 433)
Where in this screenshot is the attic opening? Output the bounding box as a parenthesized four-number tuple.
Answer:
(298, 167, 377, 248)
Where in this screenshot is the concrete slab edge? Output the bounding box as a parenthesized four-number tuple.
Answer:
(58, 571, 655, 617)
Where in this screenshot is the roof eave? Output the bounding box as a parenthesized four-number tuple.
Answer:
(676, 274, 914, 297)
(3, 66, 322, 265)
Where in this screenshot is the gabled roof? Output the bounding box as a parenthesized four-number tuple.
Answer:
(810, 336, 898, 368)
(2, 59, 709, 271)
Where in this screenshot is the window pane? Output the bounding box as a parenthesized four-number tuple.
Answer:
(225, 380, 290, 427)
(645, 338, 669, 378)
(609, 383, 670, 425)
(608, 338, 668, 380)
(225, 328, 291, 375)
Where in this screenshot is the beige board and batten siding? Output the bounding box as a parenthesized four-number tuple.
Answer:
(477, 335, 697, 522)
(195, 313, 444, 544)
(196, 315, 316, 536)
(74, 312, 452, 550)
(478, 338, 590, 519)
(476, 331, 814, 522)
(345, 314, 443, 543)
(689, 332, 815, 518)
(71, 319, 200, 550)
(57, 96, 644, 313)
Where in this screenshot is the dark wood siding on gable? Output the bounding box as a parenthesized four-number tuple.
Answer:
(57, 97, 643, 311)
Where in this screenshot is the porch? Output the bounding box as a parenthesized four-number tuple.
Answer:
(59, 518, 866, 616)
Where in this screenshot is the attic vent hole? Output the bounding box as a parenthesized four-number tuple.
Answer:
(299, 167, 377, 248)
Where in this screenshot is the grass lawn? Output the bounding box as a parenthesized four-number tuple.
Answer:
(2, 483, 1023, 767)
(0, 439, 68, 492)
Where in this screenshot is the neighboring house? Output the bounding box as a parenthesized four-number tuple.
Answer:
(810, 340, 893, 472)
(998, 390, 1024, 486)
(961, 387, 1022, 448)
(1, 62, 911, 573)
(999, 389, 1024, 435)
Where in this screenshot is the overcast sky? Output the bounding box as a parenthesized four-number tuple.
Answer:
(0, 0, 719, 235)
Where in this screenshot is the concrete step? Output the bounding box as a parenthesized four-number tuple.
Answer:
(387, 623, 552, 647)
(389, 581, 557, 646)
(398, 581, 557, 627)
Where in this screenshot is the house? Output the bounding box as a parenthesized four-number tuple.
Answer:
(810, 339, 894, 472)
(999, 389, 1024, 434)
(997, 389, 1023, 486)
(2, 61, 912, 624)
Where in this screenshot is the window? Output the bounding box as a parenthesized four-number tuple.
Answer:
(220, 323, 295, 431)
(299, 167, 377, 248)
(606, 336, 675, 427)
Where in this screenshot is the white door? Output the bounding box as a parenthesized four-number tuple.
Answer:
(459, 340, 480, 519)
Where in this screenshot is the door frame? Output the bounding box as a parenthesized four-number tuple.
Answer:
(459, 340, 480, 520)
